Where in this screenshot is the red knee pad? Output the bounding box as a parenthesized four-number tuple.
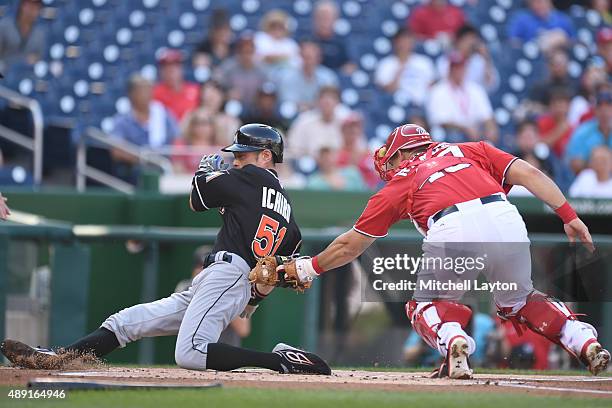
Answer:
(504, 291, 577, 344)
(406, 300, 472, 350)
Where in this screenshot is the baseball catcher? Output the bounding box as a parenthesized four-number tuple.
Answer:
(250, 123, 610, 379)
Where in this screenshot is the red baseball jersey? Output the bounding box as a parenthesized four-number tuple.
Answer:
(353, 142, 518, 236)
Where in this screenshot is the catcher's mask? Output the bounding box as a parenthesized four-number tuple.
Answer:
(374, 124, 433, 181)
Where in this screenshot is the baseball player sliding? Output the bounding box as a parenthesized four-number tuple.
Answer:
(1, 124, 330, 375)
(251, 124, 610, 379)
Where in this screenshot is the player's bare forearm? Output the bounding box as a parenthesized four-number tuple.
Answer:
(505, 159, 566, 209)
(505, 159, 593, 250)
(316, 229, 375, 271)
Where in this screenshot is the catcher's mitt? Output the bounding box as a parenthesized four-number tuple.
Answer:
(249, 256, 312, 292)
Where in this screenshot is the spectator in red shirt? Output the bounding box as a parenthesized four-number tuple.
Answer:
(408, 0, 465, 44)
(537, 86, 574, 158)
(336, 112, 378, 189)
(153, 49, 200, 121)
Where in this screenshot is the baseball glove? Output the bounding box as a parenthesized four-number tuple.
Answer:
(249, 256, 312, 292)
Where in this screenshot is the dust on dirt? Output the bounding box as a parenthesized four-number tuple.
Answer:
(0, 366, 610, 398)
(3, 350, 103, 371)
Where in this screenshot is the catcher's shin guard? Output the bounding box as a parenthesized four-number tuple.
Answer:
(406, 300, 473, 352)
(498, 291, 601, 367)
(498, 291, 577, 345)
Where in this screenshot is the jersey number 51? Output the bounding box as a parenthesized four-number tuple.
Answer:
(252, 214, 287, 258)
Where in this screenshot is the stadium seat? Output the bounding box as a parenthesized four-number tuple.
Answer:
(0, 0, 605, 182)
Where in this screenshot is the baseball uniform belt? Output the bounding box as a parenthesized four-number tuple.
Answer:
(202, 252, 233, 268)
(431, 194, 505, 224)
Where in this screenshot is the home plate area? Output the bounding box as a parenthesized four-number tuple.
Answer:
(0, 367, 611, 397)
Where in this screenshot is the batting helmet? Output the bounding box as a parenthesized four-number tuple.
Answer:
(222, 123, 284, 163)
(374, 124, 433, 181)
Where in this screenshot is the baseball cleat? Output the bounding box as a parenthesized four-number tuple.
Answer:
(447, 336, 473, 379)
(1, 339, 66, 369)
(583, 342, 610, 376)
(272, 343, 332, 375)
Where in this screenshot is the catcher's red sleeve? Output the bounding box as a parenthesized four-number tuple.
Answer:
(353, 180, 409, 238)
(461, 141, 518, 191)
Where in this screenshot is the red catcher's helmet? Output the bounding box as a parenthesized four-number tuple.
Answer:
(374, 124, 433, 181)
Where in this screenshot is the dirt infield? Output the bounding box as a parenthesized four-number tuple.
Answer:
(0, 366, 611, 398)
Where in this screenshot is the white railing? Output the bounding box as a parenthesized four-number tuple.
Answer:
(76, 127, 174, 194)
(76, 127, 224, 194)
(0, 85, 44, 184)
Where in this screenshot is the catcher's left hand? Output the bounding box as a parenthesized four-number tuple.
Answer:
(249, 256, 314, 292)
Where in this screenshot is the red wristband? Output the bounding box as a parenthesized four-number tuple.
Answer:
(311, 256, 324, 275)
(555, 201, 577, 224)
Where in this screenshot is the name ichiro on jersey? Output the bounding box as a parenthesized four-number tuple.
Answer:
(261, 186, 292, 222)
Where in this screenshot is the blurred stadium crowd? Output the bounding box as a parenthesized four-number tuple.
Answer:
(0, 0, 611, 196)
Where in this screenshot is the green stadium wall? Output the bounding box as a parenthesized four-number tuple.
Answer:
(2, 188, 611, 364)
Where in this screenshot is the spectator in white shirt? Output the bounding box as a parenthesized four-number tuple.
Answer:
(426, 51, 498, 143)
(569, 146, 612, 198)
(277, 39, 338, 112)
(436, 24, 499, 94)
(287, 86, 344, 158)
(374, 28, 435, 107)
(254, 10, 301, 76)
(568, 58, 607, 126)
